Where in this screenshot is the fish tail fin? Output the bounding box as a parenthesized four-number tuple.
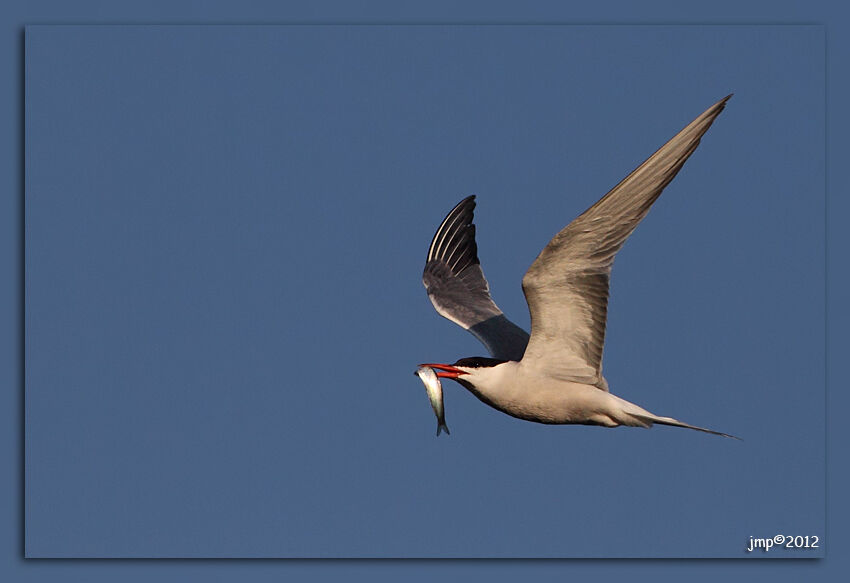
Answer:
(436, 422, 450, 436)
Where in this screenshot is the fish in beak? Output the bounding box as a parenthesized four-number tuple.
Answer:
(418, 363, 467, 379)
(414, 365, 451, 436)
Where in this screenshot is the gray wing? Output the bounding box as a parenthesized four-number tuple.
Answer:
(521, 95, 731, 390)
(423, 196, 529, 361)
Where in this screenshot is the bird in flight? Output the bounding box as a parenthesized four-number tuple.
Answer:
(420, 95, 737, 438)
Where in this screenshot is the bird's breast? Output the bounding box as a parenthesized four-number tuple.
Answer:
(462, 367, 614, 425)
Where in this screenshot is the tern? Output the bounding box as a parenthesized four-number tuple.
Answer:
(420, 95, 737, 438)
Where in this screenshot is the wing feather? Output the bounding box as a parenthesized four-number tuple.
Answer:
(423, 196, 529, 361)
(520, 96, 731, 389)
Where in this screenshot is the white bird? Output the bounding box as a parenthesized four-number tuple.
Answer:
(420, 95, 737, 438)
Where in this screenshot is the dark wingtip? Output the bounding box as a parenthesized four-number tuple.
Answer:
(709, 94, 733, 116)
(425, 195, 481, 275)
(700, 95, 732, 122)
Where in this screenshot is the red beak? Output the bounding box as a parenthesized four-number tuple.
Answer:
(420, 363, 467, 379)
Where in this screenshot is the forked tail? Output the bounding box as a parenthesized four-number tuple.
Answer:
(633, 413, 740, 440)
(610, 394, 739, 439)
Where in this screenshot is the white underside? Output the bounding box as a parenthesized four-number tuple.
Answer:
(460, 361, 656, 427)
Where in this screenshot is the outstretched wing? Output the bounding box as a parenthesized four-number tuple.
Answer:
(521, 95, 731, 390)
(423, 196, 529, 361)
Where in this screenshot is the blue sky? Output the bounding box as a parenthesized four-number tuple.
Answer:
(25, 25, 823, 557)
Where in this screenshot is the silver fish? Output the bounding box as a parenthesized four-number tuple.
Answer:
(415, 365, 450, 436)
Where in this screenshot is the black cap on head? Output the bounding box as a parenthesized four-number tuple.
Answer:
(453, 357, 507, 369)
